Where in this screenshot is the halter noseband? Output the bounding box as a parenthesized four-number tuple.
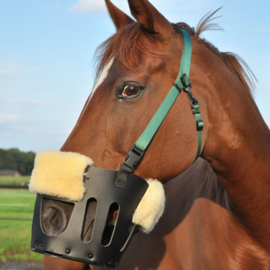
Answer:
(115, 27, 204, 188)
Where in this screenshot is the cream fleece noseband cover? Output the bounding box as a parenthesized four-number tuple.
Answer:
(29, 150, 165, 233)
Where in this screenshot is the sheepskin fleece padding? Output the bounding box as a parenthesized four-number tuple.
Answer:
(132, 179, 165, 233)
(29, 150, 165, 233)
(29, 150, 93, 201)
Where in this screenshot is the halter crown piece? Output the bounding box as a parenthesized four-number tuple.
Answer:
(115, 26, 204, 188)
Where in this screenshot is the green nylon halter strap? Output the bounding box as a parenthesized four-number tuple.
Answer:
(135, 28, 192, 152)
(115, 28, 203, 188)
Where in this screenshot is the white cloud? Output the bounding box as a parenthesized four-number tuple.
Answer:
(0, 58, 43, 88)
(70, 0, 106, 14)
(69, 0, 221, 17)
(70, 0, 130, 15)
(0, 113, 20, 124)
(11, 97, 53, 105)
(52, 129, 72, 135)
(0, 60, 22, 84)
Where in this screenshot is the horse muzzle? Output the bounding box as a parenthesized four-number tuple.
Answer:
(29, 150, 165, 268)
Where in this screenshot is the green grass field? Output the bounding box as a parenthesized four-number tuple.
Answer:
(0, 189, 43, 263)
(0, 176, 30, 187)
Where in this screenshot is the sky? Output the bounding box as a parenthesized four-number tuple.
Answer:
(0, 0, 269, 153)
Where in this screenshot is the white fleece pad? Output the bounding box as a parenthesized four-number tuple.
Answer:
(132, 179, 165, 233)
(29, 150, 165, 233)
(29, 150, 93, 201)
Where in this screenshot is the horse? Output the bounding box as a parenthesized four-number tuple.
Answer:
(41, 0, 270, 269)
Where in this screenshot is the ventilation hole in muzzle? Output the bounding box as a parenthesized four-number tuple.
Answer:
(41, 199, 74, 236)
(101, 203, 119, 246)
(82, 198, 97, 243)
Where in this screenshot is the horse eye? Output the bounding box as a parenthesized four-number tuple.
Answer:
(121, 85, 141, 97)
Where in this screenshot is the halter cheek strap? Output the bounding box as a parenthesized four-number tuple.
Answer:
(115, 27, 203, 188)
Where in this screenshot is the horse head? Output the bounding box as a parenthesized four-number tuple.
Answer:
(39, 0, 208, 240)
(31, 0, 270, 268)
(62, 0, 206, 178)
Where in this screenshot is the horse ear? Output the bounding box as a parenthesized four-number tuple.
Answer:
(127, 0, 173, 38)
(105, 0, 135, 30)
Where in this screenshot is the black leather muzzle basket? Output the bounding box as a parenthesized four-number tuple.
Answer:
(31, 166, 148, 268)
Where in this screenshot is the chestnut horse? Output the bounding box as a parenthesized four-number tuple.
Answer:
(42, 0, 270, 269)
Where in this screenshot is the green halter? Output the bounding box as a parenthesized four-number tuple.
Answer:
(115, 27, 203, 188)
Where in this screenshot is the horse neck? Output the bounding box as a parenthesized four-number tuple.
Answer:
(202, 71, 270, 249)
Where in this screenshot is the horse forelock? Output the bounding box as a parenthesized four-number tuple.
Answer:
(95, 8, 256, 95)
(94, 23, 165, 80)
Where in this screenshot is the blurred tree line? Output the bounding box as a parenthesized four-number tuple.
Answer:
(0, 148, 36, 175)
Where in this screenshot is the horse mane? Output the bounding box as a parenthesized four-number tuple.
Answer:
(190, 8, 256, 93)
(95, 8, 256, 93)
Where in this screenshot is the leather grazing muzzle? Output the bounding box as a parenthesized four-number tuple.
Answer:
(31, 166, 148, 268)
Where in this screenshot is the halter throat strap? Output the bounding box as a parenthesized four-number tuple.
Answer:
(115, 27, 203, 188)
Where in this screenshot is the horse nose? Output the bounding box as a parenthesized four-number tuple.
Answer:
(42, 199, 74, 236)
